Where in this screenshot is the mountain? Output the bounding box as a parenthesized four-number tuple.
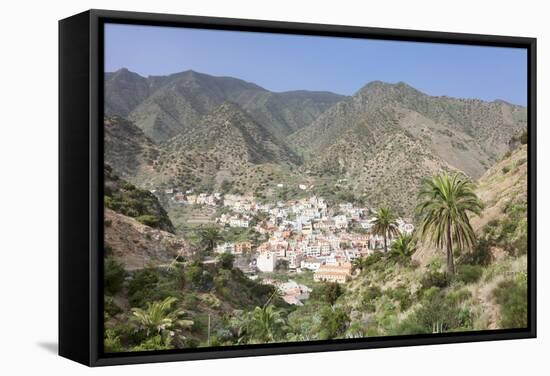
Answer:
(104, 69, 344, 142)
(292, 81, 526, 178)
(144, 102, 303, 192)
(104, 68, 151, 117)
(104, 116, 159, 179)
(290, 81, 526, 214)
(104, 72, 526, 216)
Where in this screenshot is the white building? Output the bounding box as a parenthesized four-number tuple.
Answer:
(334, 215, 349, 229)
(215, 242, 235, 254)
(257, 252, 277, 272)
(300, 257, 323, 271)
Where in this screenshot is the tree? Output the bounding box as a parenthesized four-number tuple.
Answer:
(234, 305, 287, 344)
(371, 207, 400, 252)
(104, 257, 126, 295)
(351, 257, 367, 274)
(217, 252, 235, 270)
(131, 297, 193, 341)
(389, 233, 417, 261)
(198, 226, 223, 253)
(310, 282, 343, 305)
(416, 173, 483, 274)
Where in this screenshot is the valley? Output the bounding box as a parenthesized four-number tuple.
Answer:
(102, 68, 529, 352)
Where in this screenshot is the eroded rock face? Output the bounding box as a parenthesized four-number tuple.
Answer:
(104, 208, 192, 270)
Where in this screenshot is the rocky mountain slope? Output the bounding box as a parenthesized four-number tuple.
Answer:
(104, 208, 190, 271)
(104, 116, 159, 179)
(292, 81, 526, 178)
(105, 68, 344, 142)
(290, 81, 526, 214)
(141, 102, 304, 192)
(104, 164, 193, 270)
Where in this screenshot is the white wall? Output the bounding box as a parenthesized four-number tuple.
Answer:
(0, 0, 546, 374)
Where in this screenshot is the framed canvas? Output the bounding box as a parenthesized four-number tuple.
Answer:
(59, 9, 537, 366)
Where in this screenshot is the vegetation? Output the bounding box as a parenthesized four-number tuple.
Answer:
(197, 225, 223, 253)
(416, 173, 483, 274)
(371, 207, 400, 252)
(104, 257, 127, 295)
(104, 164, 175, 232)
(389, 233, 417, 263)
(493, 273, 528, 328)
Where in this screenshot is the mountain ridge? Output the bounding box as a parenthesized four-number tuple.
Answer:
(105, 68, 345, 142)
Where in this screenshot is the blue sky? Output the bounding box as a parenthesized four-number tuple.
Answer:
(105, 23, 527, 106)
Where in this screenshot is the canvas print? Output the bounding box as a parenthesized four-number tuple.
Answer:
(102, 23, 529, 353)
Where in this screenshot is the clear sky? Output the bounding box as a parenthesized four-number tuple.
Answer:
(104, 23, 527, 106)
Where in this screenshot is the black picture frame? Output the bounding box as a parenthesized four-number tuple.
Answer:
(59, 8, 537, 367)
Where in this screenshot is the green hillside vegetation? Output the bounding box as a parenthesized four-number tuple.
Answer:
(104, 257, 288, 351)
(104, 164, 175, 233)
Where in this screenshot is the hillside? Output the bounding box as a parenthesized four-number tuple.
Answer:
(104, 116, 159, 179)
(105, 68, 344, 142)
(332, 144, 528, 335)
(104, 208, 191, 271)
(104, 164, 175, 233)
(136, 102, 304, 193)
(413, 143, 528, 265)
(290, 81, 526, 214)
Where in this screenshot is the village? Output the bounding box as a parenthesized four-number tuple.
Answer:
(160, 188, 415, 306)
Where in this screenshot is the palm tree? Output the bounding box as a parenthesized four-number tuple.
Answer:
(390, 233, 417, 260)
(416, 172, 483, 274)
(352, 257, 367, 274)
(371, 207, 400, 253)
(198, 226, 223, 253)
(242, 305, 287, 343)
(131, 297, 193, 339)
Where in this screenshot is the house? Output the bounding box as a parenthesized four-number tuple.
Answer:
(300, 257, 323, 271)
(305, 244, 321, 257)
(313, 262, 352, 283)
(257, 252, 277, 272)
(215, 242, 235, 254)
(334, 215, 349, 229)
(173, 192, 186, 203)
(234, 242, 252, 254)
(229, 217, 249, 228)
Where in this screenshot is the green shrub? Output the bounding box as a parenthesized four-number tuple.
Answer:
(217, 252, 235, 270)
(104, 257, 126, 295)
(387, 286, 412, 311)
(413, 289, 473, 332)
(456, 264, 483, 284)
(446, 288, 472, 305)
(104, 329, 124, 352)
(501, 166, 510, 174)
(126, 267, 182, 308)
(104, 296, 122, 317)
(493, 275, 527, 328)
(459, 238, 493, 266)
(310, 282, 343, 305)
(420, 270, 450, 290)
(136, 214, 160, 227)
